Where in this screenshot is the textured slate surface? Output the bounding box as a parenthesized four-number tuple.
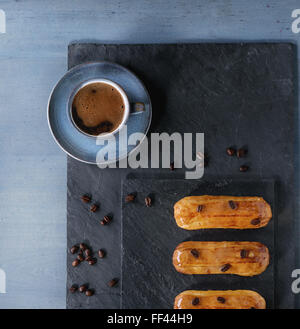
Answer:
(67, 43, 296, 309)
(121, 178, 275, 309)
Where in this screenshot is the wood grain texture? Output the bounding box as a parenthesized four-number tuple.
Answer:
(174, 290, 266, 309)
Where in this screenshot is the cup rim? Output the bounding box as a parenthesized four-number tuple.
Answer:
(69, 78, 130, 138)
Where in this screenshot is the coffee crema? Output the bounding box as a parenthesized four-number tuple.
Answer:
(72, 82, 125, 136)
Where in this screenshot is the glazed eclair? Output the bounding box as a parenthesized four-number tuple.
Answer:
(174, 195, 272, 229)
(173, 241, 269, 276)
(174, 290, 266, 309)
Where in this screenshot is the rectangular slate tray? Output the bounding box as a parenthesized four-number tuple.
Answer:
(121, 178, 275, 309)
(67, 43, 296, 309)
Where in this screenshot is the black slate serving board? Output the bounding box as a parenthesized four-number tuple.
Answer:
(121, 178, 275, 309)
(67, 43, 296, 309)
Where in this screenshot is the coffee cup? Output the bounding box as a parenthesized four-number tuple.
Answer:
(69, 78, 144, 138)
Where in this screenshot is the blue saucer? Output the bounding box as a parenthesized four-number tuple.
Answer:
(47, 62, 152, 164)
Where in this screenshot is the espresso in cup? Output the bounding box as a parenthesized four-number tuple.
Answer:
(72, 81, 125, 136)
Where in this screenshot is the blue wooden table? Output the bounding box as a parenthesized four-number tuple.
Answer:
(0, 0, 299, 308)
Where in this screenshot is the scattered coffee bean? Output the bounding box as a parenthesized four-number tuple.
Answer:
(170, 162, 175, 171)
(251, 218, 261, 226)
(145, 196, 152, 207)
(72, 259, 80, 267)
(90, 204, 99, 212)
(85, 249, 92, 257)
(108, 278, 118, 287)
(69, 285, 78, 293)
(125, 194, 136, 202)
(240, 165, 249, 172)
(80, 243, 87, 251)
(237, 148, 247, 158)
(79, 284, 87, 293)
(220, 263, 231, 272)
(101, 215, 111, 225)
(81, 194, 91, 203)
(226, 147, 236, 156)
(197, 205, 204, 212)
(88, 258, 97, 266)
(77, 253, 85, 262)
(190, 249, 199, 258)
(98, 249, 106, 258)
(229, 200, 237, 209)
(85, 289, 94, 297)
(192, 297, 200, 306)
(217, 296, 226, 304)
(240, 249, 249, 258)
(85, 256, 92, 262)
(70, 245, 79, 254)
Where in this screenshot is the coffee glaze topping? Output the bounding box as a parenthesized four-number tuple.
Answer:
(172, 241, 269, 276)
(174, 195, 272, 229)
(72, 82, 125, 135)
(174, 290, 266, 309)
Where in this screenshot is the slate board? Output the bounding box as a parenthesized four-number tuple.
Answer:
(67, 43, 296, 309)
(121, 178, 275, 309)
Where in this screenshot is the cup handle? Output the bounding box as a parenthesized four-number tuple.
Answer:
(130, 102, 145, 115)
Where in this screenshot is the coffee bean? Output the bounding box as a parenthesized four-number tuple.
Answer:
(197, 205, 204, 212)
(240, 165, 249, 172)
(248, 251, 255, 258)
(125, 194, 136, 202)
(69, 285, 78, 293)
(81, 194, 91, 203)
(240, 249, 249, 258)
(190, 249, 199, 258)
(101, 215, 111, 225)
(226, 147, 236, 156)
(70, 245, 79, 254)
(88, 258, 97, 266)
(170, 162, 175, 171)
(192, 297, 200, 306)
(85, 289, 94, 297)
(251, 218, 261, 226)
(77, 253, 85, 262)
(98, 249, 106, 258)
(108, 278, 118, 287)
(220, 263, 231, 272)
(229, 200, 237, 209)
(90, 204, 99, 212)
(145, 196, 152, 207)
(79, 284, 87, 293)
(237, 148, 247, 158)
(217, 296, 226, 304)
(80, 243, 87, 251)
(85, 249, 92, 257)
(85, 256, 92, 262)
(72, 259, 80, 267)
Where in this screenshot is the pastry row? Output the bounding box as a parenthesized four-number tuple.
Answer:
(172, 195, 271, 309)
